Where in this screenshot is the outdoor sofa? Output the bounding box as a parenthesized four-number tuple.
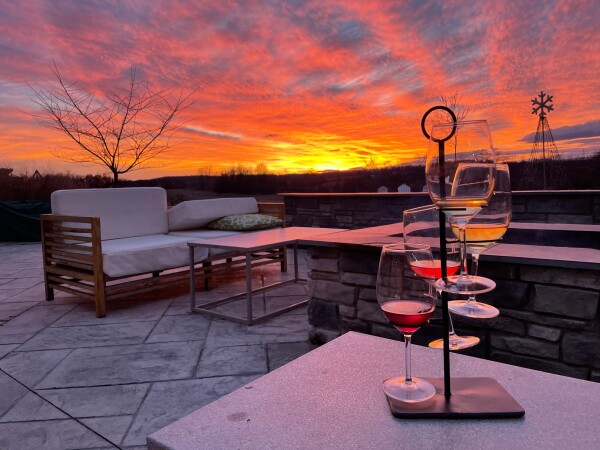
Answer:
(41, 187, 285, 317)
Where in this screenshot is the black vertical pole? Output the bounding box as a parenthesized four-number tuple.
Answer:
(438, 141, 451, 400)
(420, 105, 456, 401)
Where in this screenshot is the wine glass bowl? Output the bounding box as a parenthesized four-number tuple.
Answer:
(448, 163, 512, 319)
(376, 243, 437, 403)
(403, 204, 480, 351)
(425, 120, 497, 295)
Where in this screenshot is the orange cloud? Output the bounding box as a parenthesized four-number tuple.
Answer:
(0, 0, 598, 179)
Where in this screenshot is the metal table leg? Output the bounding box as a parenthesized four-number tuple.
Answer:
(189, 246, 196, 313)
(246, 251, 253, 325)
(293, 242, 299, 281)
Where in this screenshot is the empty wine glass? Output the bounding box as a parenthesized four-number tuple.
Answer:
(403, 204, 480, 350)
(376, 243, 437, 403)
(448, 163, 512, 318)
(425, 120, 497, 294)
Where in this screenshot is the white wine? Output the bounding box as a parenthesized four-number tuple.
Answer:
(435, 198, 488, 220)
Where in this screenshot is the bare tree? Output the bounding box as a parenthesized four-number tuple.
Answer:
(440, 92, 471, 122)
(254, 162, 270, 175)
(29, 63, 194, 186)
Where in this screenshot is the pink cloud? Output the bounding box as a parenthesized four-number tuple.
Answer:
(0, 0, 598, 178)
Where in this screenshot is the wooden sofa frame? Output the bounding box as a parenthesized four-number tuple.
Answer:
(41, 202, 286, 318)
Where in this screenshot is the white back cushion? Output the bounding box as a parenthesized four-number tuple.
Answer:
(51, 187, 168, 240)
(168, 197, 259, 231)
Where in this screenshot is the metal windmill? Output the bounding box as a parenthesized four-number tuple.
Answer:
(525, 91, 567, 189)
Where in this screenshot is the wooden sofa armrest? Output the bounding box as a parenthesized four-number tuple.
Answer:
(257, 202, 285, 225)
(41, 214, 107, 317)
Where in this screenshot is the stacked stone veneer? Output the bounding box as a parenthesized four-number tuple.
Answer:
(307, 246, 600, 382)
(285, 190, 600, 228)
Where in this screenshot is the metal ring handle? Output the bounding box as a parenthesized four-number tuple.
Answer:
(420, 106, 458, 142)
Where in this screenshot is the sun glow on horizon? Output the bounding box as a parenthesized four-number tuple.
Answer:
(0, 0, 599, 181)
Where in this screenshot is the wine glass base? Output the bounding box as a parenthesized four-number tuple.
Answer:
(383, 377, 436, 403)
(434, 275, 496, 295)
(429, 334, 480, 351)
(448, 300, 500, 319)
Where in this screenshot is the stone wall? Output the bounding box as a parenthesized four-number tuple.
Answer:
(306, 246, 600, 382)
(284, 191, 600, 228)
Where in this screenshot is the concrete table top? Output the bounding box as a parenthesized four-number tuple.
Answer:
(147, 332, 600, 450)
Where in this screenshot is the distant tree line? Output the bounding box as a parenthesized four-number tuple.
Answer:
(0, 171, 111, 201)
(1, 153, 597, 202)
(122, 153, 600, 195)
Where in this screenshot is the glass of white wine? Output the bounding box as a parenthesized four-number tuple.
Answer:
(425, 120, 497, 295)
(448, 163, 512, 318)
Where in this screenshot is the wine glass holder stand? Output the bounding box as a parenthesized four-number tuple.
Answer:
(387, 107, 524, 418)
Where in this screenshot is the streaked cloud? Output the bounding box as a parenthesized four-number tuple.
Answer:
(0, 0, 598, 178)
(185, 126, 243, 141)
(520, 120, 600, 143)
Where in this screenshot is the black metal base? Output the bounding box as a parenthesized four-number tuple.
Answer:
(387, 377, 525, 419)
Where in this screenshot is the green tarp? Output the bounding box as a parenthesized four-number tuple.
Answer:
(0, 201, 51, 241)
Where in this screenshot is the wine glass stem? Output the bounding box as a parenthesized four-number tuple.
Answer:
(404, 334, 413, 384)
(448, 315, 458, 345)
(458, 223, 469, 278)
(465, 253, 480, 306)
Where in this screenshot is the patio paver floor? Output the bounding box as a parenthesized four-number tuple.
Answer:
(0, 242, 317, 449)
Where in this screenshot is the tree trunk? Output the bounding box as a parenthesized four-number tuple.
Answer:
(112, 171, 119, 187)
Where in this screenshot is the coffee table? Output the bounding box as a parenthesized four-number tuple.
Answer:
(188, 227, 341, 325)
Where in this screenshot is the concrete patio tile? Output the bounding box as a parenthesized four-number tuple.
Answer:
(18, 321, 157, 351)
(195, 344, 268, 378)
(123, 376, 258, 447)
(0, 419, 112, 450)
(0, 277, 43, 290)
(51, 298, 174, 326)
(267, 341, 318, 371)
(0, 300, 39, 321)
(0, 305, 76, 344)
(39, 384, 150, 417)
(204, 313, 310, 348)
(0, 371, 29, 416)
(0, 289, 22, 301)
(81, 415, 134, 445)
(0, 392, 68, 422)
(0, 349, 71, 387)
(0, 344, 18, 359)
(145, 314, 211, 343)
(13, 283, 49, 300)
(163, 299, 191, 316)
(36, 341, 203, 389)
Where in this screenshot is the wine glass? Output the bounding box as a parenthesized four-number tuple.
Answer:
(403, 204, 480, 350)
(425, 120, 497, 295)
(448, 163, 512, 318)
(376, 243, 437, 403)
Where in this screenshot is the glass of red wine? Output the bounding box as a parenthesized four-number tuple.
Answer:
(376, 243, 437, 403)
(403, 204, 480, 350)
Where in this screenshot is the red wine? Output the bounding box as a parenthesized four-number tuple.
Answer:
(381, 300, 434, 334)
(410, 260, 460, 279)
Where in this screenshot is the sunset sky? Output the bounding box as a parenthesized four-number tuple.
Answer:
(1, 0, 599, 179)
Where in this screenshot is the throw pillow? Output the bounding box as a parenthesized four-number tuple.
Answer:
(207, 214, 282, 231)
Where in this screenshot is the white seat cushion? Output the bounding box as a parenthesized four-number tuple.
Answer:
(51, 187, 168, 240)
(168, 198, 258, 231)
(101, 234, 208, 278)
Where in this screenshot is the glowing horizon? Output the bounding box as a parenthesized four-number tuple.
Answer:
(1, 0, 599, 180)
